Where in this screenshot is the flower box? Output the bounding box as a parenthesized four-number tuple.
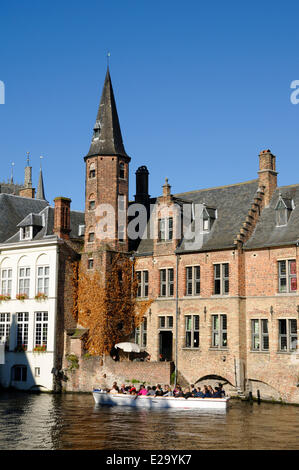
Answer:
(0, 294, 11, 302)
(15, 344, 27, 352)
(16, 293, 28, 301)
(35, 292, 48, 301)
(33, 344, 47, 353)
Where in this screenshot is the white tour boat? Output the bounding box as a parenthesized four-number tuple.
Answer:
(92, 390, 230, 410)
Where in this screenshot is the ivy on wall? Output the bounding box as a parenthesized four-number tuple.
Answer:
(71, 254, 152, 356)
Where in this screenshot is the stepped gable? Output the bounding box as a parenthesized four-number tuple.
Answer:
(244, 184, 299, 250)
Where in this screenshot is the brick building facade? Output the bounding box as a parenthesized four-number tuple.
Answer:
(73, 68, 299, 403)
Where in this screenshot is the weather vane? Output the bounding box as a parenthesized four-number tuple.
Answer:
(107, 51, 111, 67)
(40, 155, 44, 169)
(26, 151, 30, 166)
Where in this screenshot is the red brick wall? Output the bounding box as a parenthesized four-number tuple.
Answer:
(62, 354, 173, 392)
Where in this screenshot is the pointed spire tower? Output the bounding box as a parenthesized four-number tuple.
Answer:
(36, 163, 46, 201)
(85, 67, 129, 160)
(84, 66, 130, 254)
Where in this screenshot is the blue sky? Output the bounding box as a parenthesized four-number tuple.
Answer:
(1, 0, 299, 211)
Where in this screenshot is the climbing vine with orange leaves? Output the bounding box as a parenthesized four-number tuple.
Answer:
(71, 253, 152, 356)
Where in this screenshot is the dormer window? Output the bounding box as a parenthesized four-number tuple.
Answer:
(158, 217, 173, 241)
(20, 226, 33, 240)
(275, 195, 294, 227)
(202, 205, 216, 232)
(93, 121, 100, 141)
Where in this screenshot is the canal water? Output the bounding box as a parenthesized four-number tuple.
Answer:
(0, 391, 298, 450)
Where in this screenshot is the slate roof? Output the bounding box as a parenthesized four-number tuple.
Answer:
(85, 68, 129, 160)
(134, 179, 260, 255)
(0, 194, 49, 243)
(0, 194, 84, 244)
(244, 185, 299, 250)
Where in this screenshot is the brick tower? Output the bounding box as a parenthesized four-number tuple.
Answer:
(83, 67, 131, 273)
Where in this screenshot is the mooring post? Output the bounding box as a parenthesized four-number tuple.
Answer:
(257, 389, 261, 404)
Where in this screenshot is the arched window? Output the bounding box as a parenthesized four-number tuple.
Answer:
(88, 194, 96, 210)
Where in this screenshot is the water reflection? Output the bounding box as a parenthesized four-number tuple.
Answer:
(0, 391, 298, 450)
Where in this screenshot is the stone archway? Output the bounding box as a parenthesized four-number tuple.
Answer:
(194, 374, 235, 395)
(195, 374, 234, 386)
(247, 378, 282, 402)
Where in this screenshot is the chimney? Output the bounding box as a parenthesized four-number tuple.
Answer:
(135, 165, 150, 205)
(19, 187, 35, 198)
(53, 197, 71, 239)
(162, 178, 171, 198)
(258, 149, 277, 206)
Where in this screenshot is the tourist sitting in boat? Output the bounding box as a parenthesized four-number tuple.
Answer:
(212, 387, 222, 398)
(174, 386, 184, 397)
(109, 384, 119, 395)
(183, 387, 193, 399)
(137, 384, 148, 396)
(119, 384, 126, 394)
(162, 385, 173, 396)
(194, 387, 205, 398)
(190, 384, 197, 396)
(208, 385, 214, 396)
(218, 383, 226, 397)
(154, 384, 164, 396)
(147, 386, 156, 396)
(129, 386, 137, 394)
(202, 385, 212, 397)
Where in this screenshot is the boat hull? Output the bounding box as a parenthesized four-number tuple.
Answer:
(92, 391, 230, 410)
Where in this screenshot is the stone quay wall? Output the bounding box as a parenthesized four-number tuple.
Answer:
(62, 353, 173, 393)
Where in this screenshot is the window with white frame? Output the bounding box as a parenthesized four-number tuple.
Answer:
(214, 263, 229, 295)
(17, 312, 29, 349)
(278, 260, 297, 293)
(34, 311, 48, 348)
(158, 217, 173, 241)
(211, 314, 227, 348)
(251, 319, 269, 351)
(118, 224, 125, 242)
(0, 313, 11, 346)
(186, 266, 200, 296)
(20, 226, 33, 240)
(278, 319, 297, 352)
(89, 162, 96, 179)
(135, 318, 147, 348)
(18, 267, 30, 297)
(37, 266, 49, 296)
(160, 268, 174, 297)
(34, 367, 40, 377)
(137, 270, 149, 298)
(185, 315, 199, 348)
(1, 268, 12, 296)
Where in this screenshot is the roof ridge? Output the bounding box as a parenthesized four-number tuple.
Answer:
(174, 179, 259, 197)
